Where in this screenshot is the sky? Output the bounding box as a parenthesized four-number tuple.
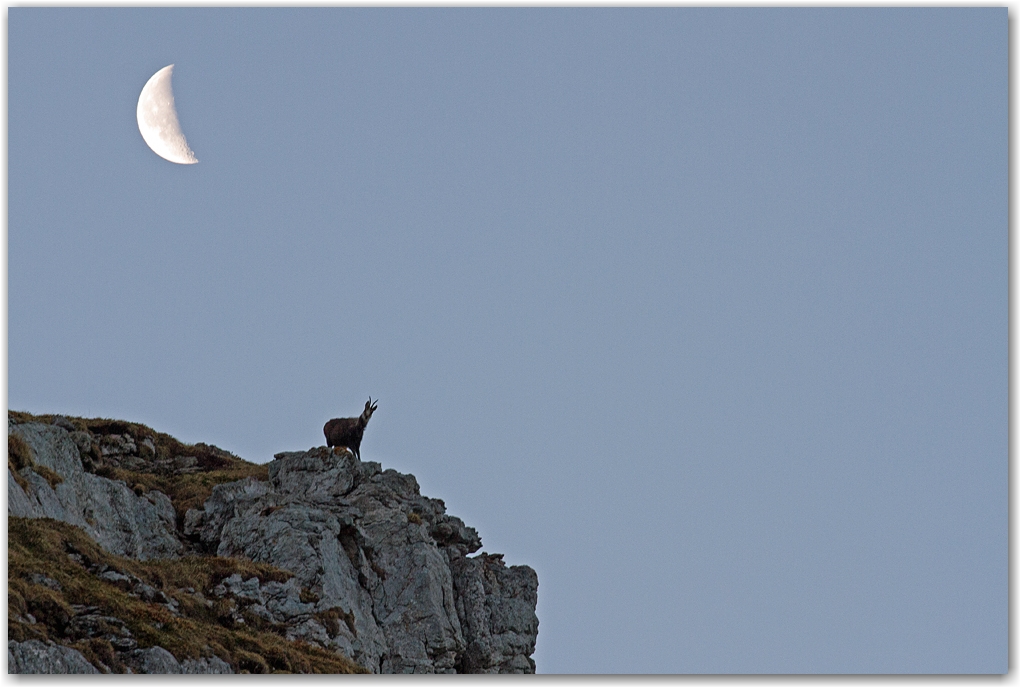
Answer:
(7, 8, 1006, 674)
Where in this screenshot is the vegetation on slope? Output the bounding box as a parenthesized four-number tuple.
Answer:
(9, 517, 366, 674)
(9, 432, 63, 491)
(8, 410, 268, 523)
(8, 410, 366, 673)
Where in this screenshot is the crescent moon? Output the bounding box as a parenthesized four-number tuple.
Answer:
(136, 64, 198, 164)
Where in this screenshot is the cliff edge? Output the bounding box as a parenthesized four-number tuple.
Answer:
(8, 412, 538, 674)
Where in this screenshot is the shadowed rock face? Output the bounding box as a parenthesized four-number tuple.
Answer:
(452, 554, 540, 673)
(184, 447, 539, 673)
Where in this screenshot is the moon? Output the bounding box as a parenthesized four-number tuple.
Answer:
(136, 64, 198, 164)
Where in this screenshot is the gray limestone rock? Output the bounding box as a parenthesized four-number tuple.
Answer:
(8, 639, 99, 674)
(184, 476, 272, 552)
(186, 446, 538, 673)
(8, 468, 45, 519)
(102, 644, 233, 672)
(269, 448, 360, 502)
(144, 490, 177, 532)
(52, 416, 77, 432)
(182, 656, 234, 674)
(66, 609, 136, 650)
(8, 422, 182, 560)
(8, 414, 537, 674)
(451, 553, 540, 673)
(9, 638, 230, 675)
(124, 646, 183, 674)
(27, 573, 61, 591)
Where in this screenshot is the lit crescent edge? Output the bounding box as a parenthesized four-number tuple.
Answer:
(136, 64, 198, 164)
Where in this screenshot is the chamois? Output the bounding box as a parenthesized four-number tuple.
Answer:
(324, 398, 378, 460)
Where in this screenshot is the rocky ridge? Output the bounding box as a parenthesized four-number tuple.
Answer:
(8, 413, 538, 673)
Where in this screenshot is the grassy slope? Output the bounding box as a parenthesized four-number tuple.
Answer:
(9, 518, 366, 674)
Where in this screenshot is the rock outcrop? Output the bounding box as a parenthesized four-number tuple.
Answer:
(7, 413, 538, 674)
(183, 447, 538, 673)
(9, 421, 182, 560)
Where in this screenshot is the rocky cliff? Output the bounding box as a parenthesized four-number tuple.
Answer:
(8, 412, 538, 674)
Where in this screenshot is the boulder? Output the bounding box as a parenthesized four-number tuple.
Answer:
(8, 639, 99, 674)
(124, 646, 182, 674)
(182, 656, 234, 674)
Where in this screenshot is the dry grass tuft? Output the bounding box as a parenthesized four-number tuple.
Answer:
(8, 433, 63, 490)
(8, 434, 31, 491)
(9, 433, 33, 471)
(101, 464, 269, 526)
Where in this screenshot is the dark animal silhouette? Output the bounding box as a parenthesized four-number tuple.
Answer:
(324, 398, 378, 460)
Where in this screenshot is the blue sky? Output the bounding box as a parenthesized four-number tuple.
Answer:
(8, 8, 1006, 673)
